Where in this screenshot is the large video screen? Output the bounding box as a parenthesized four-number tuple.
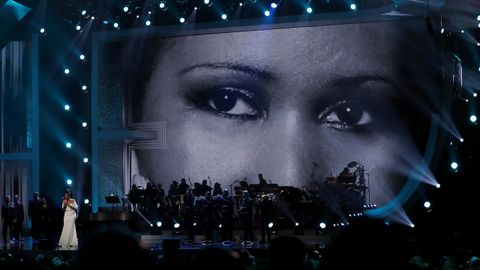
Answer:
(94, 18, 443, 219)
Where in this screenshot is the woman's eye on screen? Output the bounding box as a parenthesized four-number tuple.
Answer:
(192, 87, 264, 120)
(318, 100, 372, 132)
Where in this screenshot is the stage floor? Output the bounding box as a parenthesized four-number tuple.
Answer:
(0, 229, 328, 251)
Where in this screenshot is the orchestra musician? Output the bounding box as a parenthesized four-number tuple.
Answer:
(239, 191, 254, 244)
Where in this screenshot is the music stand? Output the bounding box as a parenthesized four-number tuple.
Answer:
(105, 194, 120, 212)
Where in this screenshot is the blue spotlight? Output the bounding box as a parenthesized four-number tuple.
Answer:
(159, 2, 166, 9)
(83, 157, 89, 163)
(350, 3, 357, 10)
(145, 20, 151, 26)
(81, 10, 86, 16)
(239, 2, 243, 6)
(450, 161, 458, 170)
(264, 10, 270, 16)
(64, 68, 70, 75)
(123, 6, 129, 12)
(173, 222, 180, 229)
(423, 201, 431, 208)
(179, 17, 185, 23)
(84, 198, 89, 204)
(79, 54, 85, 60)
(65, 142, 72, 148)
(113, 22, 119, 28)
(81, 85, 87, 91)
(82, 122, 88, 128)
(477, 15, 480, 21)
(156, 221, 162, 227)
(319, 222, 326, 229)
(204, 0, 210, 4)
(460, 138, 464, 143)
(461, 30, 465, 34)
(66, 179, 73, 186)
(39, 28, 45, 34)
(436, 183, 441, 189)
(409, 223, 415, 228)
(306, 7, 313, 13)
(75, 25, 81, 31)
(64, 104, 71, 111)
(440, 28, 444, 34)
(221, 14, 227, 20)
(474, 93, 477, 97)
(271, 3, 278, 9)
(268, 222, 274, 228)
(470, 115, 477, 123)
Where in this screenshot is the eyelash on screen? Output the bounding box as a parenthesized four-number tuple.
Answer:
(318, 100, 373, 133)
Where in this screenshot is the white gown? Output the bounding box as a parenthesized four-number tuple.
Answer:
(58, 199, 78, 249)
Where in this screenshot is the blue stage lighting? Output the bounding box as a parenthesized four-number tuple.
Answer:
(474, 93, 477, 97)
(410, 223, 415, 228)
(75, 25, 81, 31)
(81, 10, 86, 16)
(79, 54, 85, 60)
(423, 201, 431, 208)
(179, 17, 185, 23)
(295, 222, 299, 226)
(83, 157, 89, 163)
(450, 162, 458, 170)
(221, 14, 227, 20)
(271, 3, 278, 9)
(350, 3, 357, 10)
(204, 0, 210, 4)
(40, 28, 45, 34)
(306, 7, 312, 13)
(82, 122, 88, 128)
(156, 221, 162, 227)
(440, 28, 445, 34)
(64, 68, 70, 75)
(113, 22, 119, 28)
(145, 20, 151, 26)
(159, 2, 166, 9)
(64, 104, 70, 111)
(268, 222, 274, 228)
(264, 10, 270, 16)
(173, 222, 180, 229)
(84, 198, 89, 204)
(123, 6, 129, 12)
(470, 115, 477, 123)
(436, 183, 441, 188)
(81, 85, 87, 91)
(319, 222, 326, 229)
(66, 179, 73, 185)
(218, 224, 222, 228)
(66, 142, 72, 148)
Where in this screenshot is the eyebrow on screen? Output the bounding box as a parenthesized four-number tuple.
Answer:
(178, 62, 277, 81)
(326, 75, 396, 90)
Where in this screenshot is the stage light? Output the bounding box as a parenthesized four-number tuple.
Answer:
(218, 224, 222, 228)
(113, 22, 119, 28)
(148, 11, 152, 15)
(194, 7, 197, 10)
(82, 122, 88, 128)
(306, 7, 312, 13)
(461, 30, 465, 34)
(81, 10, 86, 16)
(136, 15, 139, 18)
(156, 221, 162, 227)
(264, 10, 270, 16)
(474, 92, 477, 97)
(319, 222, 326, 229)
(40, 28, 45, 34)
(91, 16, 95, 20)
(460, 138, 464, 142)
(65, 142, 72, 148)
(440, 28, 444, 34)
(478, 23, 480, 28)
(295, 222, 299, 226)
(477, 43, 480, 47)
(76, 25, 81, 31)
(450, 161, 458, 170)
(477, 15, 480, 21)
(204, 0, 210, 4)
(64, 68, 70, 75)
(79, 54, 85, 60)
(470, 115, 477, 123)
(179, 17, 185, 23)
(268, 222, 274, 228)
(64, 104, 71, 111)
(423, 201, 431, 208)
(410, 223, 415, 228)
(221, 14, 227, 20)
(123, 6, 129, 12)
(81, 85, 87, 91)
(384, 220, 390, 225)
(159, 2, 166, 9)
(173, 222, 180, 229)
(66, 179, 73, 185)
(83, 157, 89, 163)
(350, 3, 357, 10)
(145, 20, 151, 26)
(436, 183, 441, 188)
(340, 222, 345, 226)
(239, 2, 243, 6)
(193, 222, 197, 226)
(84, 198, 89, 204)
(271, 3, 278, 9)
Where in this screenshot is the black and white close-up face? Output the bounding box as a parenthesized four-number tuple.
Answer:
(133, 19, 438, 208)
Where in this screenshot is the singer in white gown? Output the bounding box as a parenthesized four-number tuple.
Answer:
(58, 191, 78, 250)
